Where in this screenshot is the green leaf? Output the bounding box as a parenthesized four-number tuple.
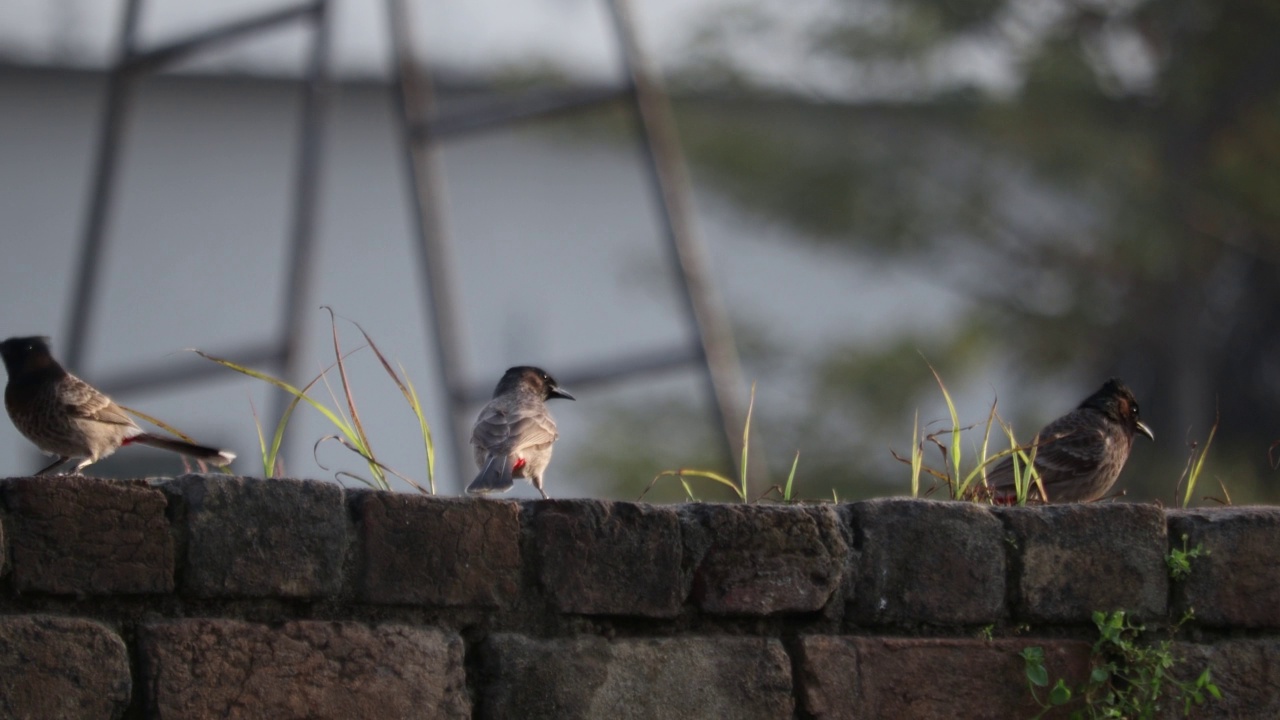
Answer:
(1022, 647, 1049, 687)
(1049, 679, 1073, 705)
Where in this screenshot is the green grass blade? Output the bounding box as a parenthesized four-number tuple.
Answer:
(344, 315, 436, 494)
(910, 409, 922, 498)
(193, 349, 362, 448)
(924, 359, 962, 497)
(321, 307, 381, 485)
(400, 370, 436, 494)
(784, 450, 800, 502)
(740, 382, 756, 502)
(1183, 413, 1218, 508)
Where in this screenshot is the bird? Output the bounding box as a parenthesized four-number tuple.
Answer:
(985, 378, 1154, 504)
(0, 336, 236, 475)
(467, 366, 574, 500)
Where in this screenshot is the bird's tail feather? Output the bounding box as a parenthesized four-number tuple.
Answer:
(467, 455, 514, 494)
(128, 433, 236, 466)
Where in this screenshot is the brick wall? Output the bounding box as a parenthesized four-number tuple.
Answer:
(0, 475, 1277, 719)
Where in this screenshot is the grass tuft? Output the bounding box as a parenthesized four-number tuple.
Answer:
(195, 309, 436, 493)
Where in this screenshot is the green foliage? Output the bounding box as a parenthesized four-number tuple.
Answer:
(663, 0, 1280, 505)
(891, 363, 1039, 504)
(1022, 611, 1221, 719)
(1167, 534, 1208, 583)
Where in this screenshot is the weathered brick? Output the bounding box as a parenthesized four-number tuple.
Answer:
(1168, 508, 1280, 628)
(847, 498, 1005, 624)
(356, 493, 520, 606)
(3, 476, 173, 594)
(162, 476, 346, 598)
(999, 504, 1167, 622)
(684, 503, 846, 615)
(532, 500, 684, 617)
(797, 636, 1091, 720)
(0, 615, 131, 719)
(481, 634, 793, 720)
(1168, 639, 1280, 719)
(140, 619, 469, 719)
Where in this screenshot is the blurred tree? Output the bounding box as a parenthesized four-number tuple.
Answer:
(574, 0, 1280, 504)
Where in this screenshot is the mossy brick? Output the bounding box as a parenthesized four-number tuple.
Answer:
(161, 476, 346, 598)
(531, 500, 684, 617)
(355, 493, 520, 606)
(140, 619, 469, 719)
(797, 636, 1091, 720)
(480, 634, 793, 720)
(2, 476, 173, 594)
(846, 498, 1005, 625)
(0, 615, 131, 719)
(999, 503, 1167, 623)
(683, 503, 847, 615)
(1167, 507, 1280, 628)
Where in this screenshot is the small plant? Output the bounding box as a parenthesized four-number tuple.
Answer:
(640, 383, 801, 503)
(1167, 534, 1208, 582)
(891, 360, 1040, 504)
(1175, 412, 1219, 508)
(197, 308, 436, 494)
(1022, 610, 1221, 719)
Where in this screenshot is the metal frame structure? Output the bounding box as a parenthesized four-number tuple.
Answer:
(386, 0, 753, 486)
(63, 0, 331, 426)
(68, 0, 753, 491)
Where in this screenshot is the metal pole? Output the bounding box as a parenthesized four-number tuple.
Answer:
(386, 0, 473, 492)
(272, 0, 332, 449)
(63, 0, 145, 369)
(604, 0, 756, 489)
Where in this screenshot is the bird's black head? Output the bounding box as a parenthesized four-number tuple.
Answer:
(0, 336, 58, 379)
(494, 366, 575, 402)
(1081, 378, 1154, 441)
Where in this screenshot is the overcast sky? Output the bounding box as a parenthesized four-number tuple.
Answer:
(0, 0, 1041, 99)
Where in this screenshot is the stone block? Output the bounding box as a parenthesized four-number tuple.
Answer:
(356, 493, 520, 606)
(162, 476, 346, 598)
(797, 636, 1091, 720)
(3, 476, 173, 594)
(684, 503, 846, 615)
(532, 500, 684, 617)
(481, 634, 793, 719)
(847, 498, 1005, 624)
(0, 615, 131, 719)
(999, 504, 1167, 622)
(1169, 639, 1280, 719)
(140, 619, 469, 719)
(1168, 508, 1280, 628)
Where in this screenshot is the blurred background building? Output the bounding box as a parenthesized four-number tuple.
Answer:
(1, 0, 1276, 504)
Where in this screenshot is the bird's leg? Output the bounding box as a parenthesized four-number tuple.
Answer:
(35, 456, 71, 475)
(72, 457, 98, 474)
(534, 477, 549, 500)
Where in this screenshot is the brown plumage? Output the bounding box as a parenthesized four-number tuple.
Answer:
(467, 366, 574, 500)
(986, 378, 1154, 503)
(0, 336, 236, 475)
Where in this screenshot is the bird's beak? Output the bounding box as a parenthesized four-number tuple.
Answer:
(549, 385, 575, 401)
(1136, 421, 1154, 441)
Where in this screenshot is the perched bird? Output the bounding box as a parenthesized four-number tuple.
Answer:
(986, 378, 1154, 503)
(468, 366, 574, 499)
(0, 336, 236, 475)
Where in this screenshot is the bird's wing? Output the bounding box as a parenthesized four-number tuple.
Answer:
(987, 410, 1106, 491)
(472, 404, 559, 456)
(60, 375, 137, 427)
(465, 404, 555, 453)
